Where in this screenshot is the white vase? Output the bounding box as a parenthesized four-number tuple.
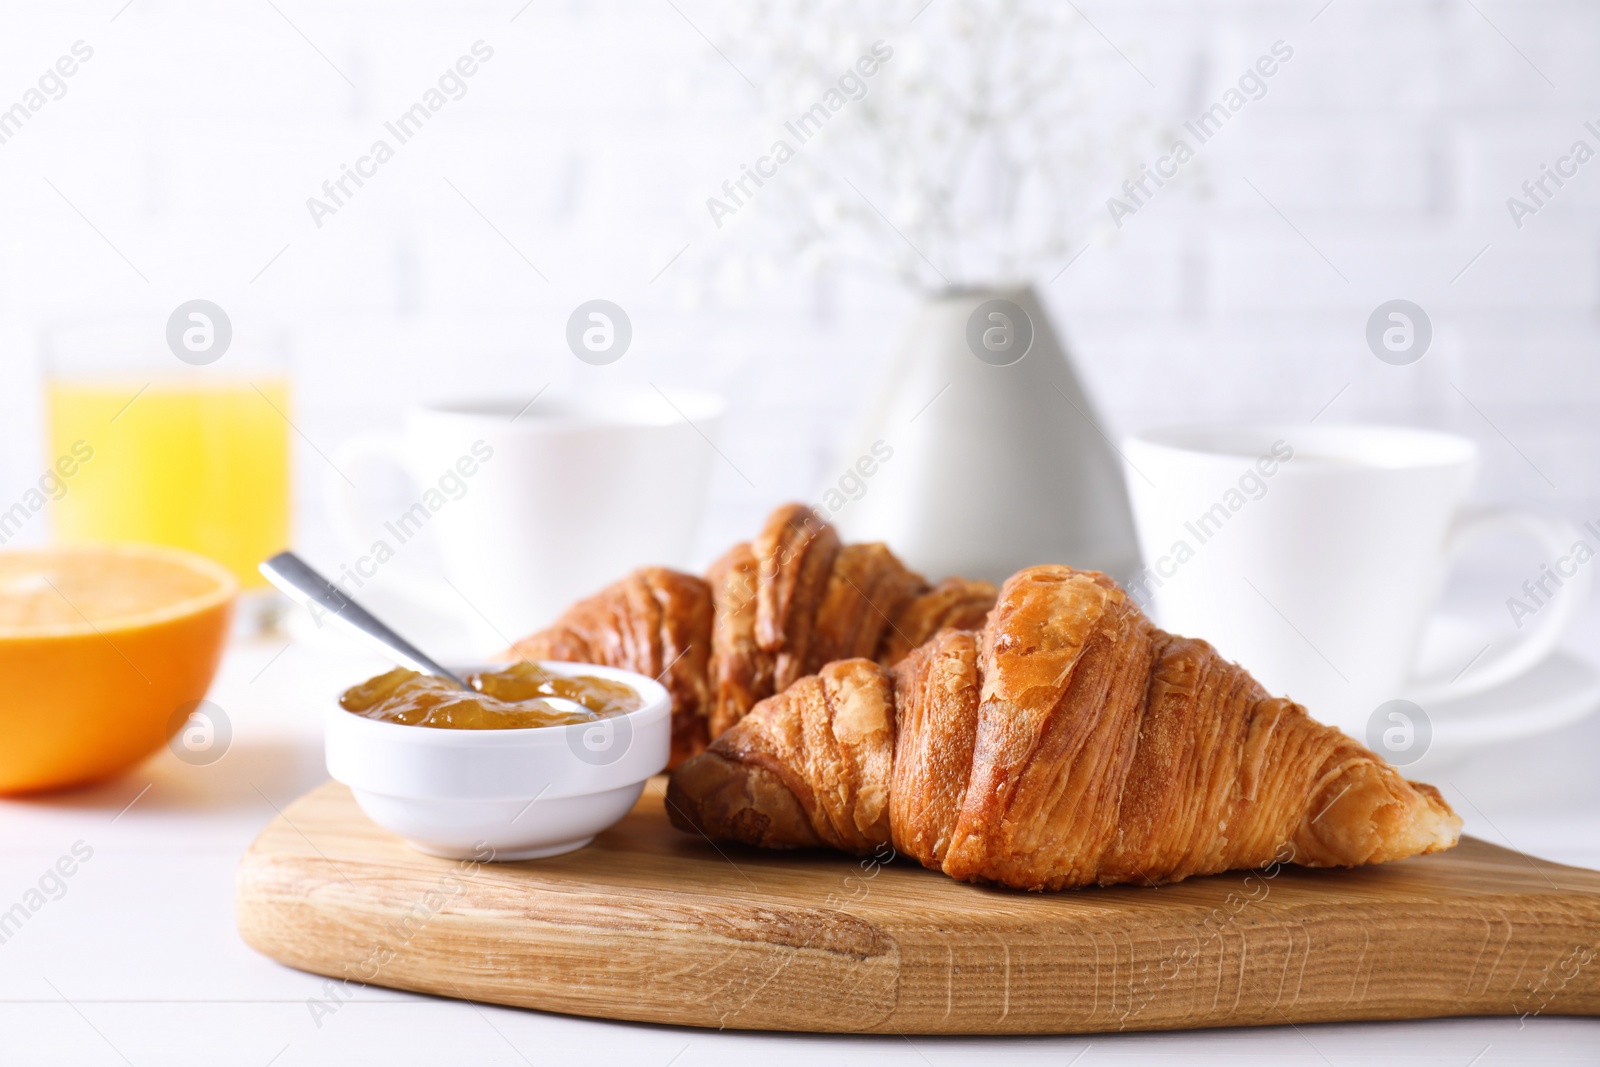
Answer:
(828, 285, 1140, 585)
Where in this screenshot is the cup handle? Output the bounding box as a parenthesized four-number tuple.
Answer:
(323, 435, 456, 609)
(1406, 510, 1592, 703)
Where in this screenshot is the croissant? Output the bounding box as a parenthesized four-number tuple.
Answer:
(666, 564, 1462, 890)
(503, 504, 997, 766)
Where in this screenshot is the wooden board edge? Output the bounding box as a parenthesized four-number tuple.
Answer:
(234, 785, 1600, 1035)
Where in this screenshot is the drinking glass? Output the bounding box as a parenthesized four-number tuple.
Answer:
(43, 314, 293, 624)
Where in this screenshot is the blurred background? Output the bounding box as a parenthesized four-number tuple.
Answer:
(2, 0, 1595, 570)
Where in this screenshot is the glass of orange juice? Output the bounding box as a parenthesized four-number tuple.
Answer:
(43, 316, 292, 626)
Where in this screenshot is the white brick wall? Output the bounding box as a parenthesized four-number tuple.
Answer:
(1, 0, 1596, 570)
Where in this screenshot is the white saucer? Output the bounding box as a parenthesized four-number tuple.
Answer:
(283, 575, 501, 665)
(1398, 615, 1600, 766)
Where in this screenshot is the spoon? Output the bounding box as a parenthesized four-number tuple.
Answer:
(259, 551, 471, 690)
(259, 553, 590, 717)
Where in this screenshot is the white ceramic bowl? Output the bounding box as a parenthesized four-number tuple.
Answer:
(326, 661, 671, 860)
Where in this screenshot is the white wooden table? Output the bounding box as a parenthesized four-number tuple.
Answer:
(3, 611, 1598, 1066)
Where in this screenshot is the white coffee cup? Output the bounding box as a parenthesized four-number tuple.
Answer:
(1121, 423, 1590, 737)
(324, 389, 725, 646)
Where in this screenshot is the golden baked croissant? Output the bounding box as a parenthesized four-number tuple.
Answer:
(503, 504, 997, 766)
(666, 565, 1462, 890)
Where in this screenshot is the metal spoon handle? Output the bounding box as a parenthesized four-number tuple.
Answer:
(259, 551, 469, 689)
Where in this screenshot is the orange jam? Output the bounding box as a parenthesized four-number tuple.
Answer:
(339, 661, 643, 729)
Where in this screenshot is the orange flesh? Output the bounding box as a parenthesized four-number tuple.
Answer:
(0, 549, 227, 633)
(340, 661, 644, 730)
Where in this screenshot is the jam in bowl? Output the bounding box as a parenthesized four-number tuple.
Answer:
(340, 660, 645, 729)
(325, 660, 671, 860)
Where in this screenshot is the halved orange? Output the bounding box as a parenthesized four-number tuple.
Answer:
(0, 544, 236, 794)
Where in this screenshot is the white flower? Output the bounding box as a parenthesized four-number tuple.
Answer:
(684, 0, 1159, 295)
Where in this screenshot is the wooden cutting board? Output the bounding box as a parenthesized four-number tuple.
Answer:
(236, 779, 1600, 1034)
